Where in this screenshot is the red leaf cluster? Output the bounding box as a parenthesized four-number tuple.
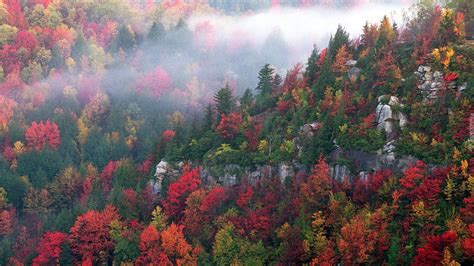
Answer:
(0, 209, 14, 236)
(163, 168, 201, 220)
(32, 232, 67, 265)
(462, 224, 474, 260)
(444, 72, 458, 82)
(69, 205, 120, 262)
(236, 185, 253, 209)
(100, 160, 119, 194)
(244, 122, 263, 150)
(25, 120, 61, 151)
(216, 112, 242, 141)
(399, 161, 442, 205)
(161, 130, 176, 143)
(135, 66, 172, 98)
(413, 230, 457, 265)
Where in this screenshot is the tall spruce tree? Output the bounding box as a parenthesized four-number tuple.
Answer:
(328, 25, 349, 59)
(313, 54, 335, 100)
(71, 30, 87, 61)
(114, 25, 136, 52)
(256, 64, 275, 95)
(305, 45, 320, 86)
(214, 84, 235, 118)
(239, 88, 254, 113)
(148, 21, 165, 41)
(255, 64, 276, 111)
(203, 104, 214, 131)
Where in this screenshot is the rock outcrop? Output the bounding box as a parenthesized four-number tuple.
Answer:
(346, 60, 361, 80)
(151, 160, 180, 193)
(375, 95, 407, 142)
(415, 65, 443, 100)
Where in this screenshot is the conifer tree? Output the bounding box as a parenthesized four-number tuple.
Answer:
(114, 25, 136, 52)
(239, 88, 253, 113)
(255, 64, 276, 110)
(305, 45, 320, 86)
(214, 84, 235, 117)
(148, 21, 165, 41)
(328, 25, 349, 59)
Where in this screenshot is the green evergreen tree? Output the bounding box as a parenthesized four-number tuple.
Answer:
(71, 30, 87, 61)
(203, 104, 215, 131)
(328, 25, 349, 58)
(305, 45, 320, 86)
(214, 84, 235, 117)
(49, 44, 64, 69)
(239, 88, 254, 113)
(313, 54, 335, 100)
(273, 73, 282, 90)
(255, 64, 276, 111)
(82, 128, 110, 169)
(148, 21, 165, 41)
(114, 25, 136, 52)
(256, 64, 274, 95)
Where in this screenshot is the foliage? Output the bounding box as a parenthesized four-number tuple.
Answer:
(0, 1, 471, 265)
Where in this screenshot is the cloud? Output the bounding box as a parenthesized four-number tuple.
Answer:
(188, 2, 412, 64)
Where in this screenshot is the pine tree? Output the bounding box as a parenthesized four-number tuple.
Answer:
(203, 104, 214, 131)
(239, 88, 253, 113)
(255, 64, 276, 111)
(71, 30, 87, 62)
(313, 54, 335, 100)
(114, 25, 136, 52)
(305, 45, 320, 86)
(273, 73, 282, 90)
(256, 64, 275, 96)
(328, 25, 349, 59)
(214, 84, 235, 118)
(375, 16, 395, 50)
(148, 21, 165, 41)
(361, 22, 378, 49)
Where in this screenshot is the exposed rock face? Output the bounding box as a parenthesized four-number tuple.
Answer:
(346, 60, 360, 80)
(376, 95, 407, 142)
(278, 163, 295, 183)
(331, 164, 350, 182)
(382, 140, 396, 164)
(151, 160, 181, 193)
(219, 164, 241, 186)
(299, 122, 321, 138)
(152, 160, 169, 192)
(415, 65, 444, 100)
(329, 148, 418, 181)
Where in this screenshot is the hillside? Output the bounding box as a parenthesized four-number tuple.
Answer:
(0, 0, 473, 265)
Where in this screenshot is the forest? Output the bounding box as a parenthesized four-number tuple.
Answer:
(0, 0, 473, 265)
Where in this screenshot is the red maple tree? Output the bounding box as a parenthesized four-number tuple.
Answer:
(463, 224, 474, 260)
(5, 0, 27, 29)
(136, 224, 171, 265)
(135, 66, 172, 98)
(216, 112, 242, 141)
(69, 205, 120, 263)
(25, 120, 61, 151)
(32, 232, 67, 265)
(162, 130, 176, 143)
(244, 122, 263, 150)
(301, 155, 332, 210)
(100, 160, 119, 194)
(163, 168, 201, 220)
(413, 230, 457, 265)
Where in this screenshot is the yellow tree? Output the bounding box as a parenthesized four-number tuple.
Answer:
(332, 44, 351, 77)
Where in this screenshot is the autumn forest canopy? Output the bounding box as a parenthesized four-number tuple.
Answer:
(0, 0, 473, 265)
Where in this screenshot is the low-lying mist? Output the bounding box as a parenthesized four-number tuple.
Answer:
(188, 2, 412, 64)
(39, 2, 415, 118)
